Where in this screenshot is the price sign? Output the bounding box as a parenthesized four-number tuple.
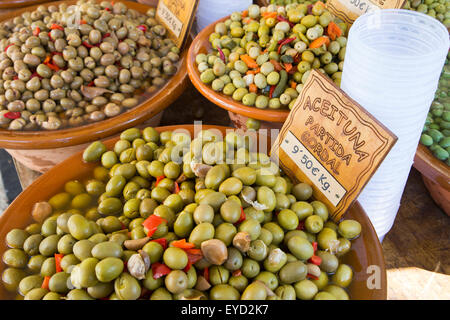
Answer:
(156, 0, 199, 49)
(271, 70, 397, 222)
(326, 0, 405, 24)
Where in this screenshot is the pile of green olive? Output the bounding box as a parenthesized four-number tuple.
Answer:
(1, 127, 362, 300)
(420, 51, 450, 165)
(195, 3, 347, 111)
(403, 0, 450, 27)
(0, 0, 180, 131)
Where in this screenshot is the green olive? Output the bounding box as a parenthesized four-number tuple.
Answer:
(163, 247, 188, 270)
(210, 284, 240, 300)
(2, 268, 26, 292)
(279, 261, 307, 284)
(165, 270, 188, 294)
(241, 281, 267, 300)
(294, 279, 318, 300)
(287, 236, 314, 261)
(114, 272, 141, 300)
(91, 241, 123, 259)
(189, 223, 215, 248)
(338, 220, 361, 239)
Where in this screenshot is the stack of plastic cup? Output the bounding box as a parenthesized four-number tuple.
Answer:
(195, 0, 252, 33)
(340, 9, 449, 240)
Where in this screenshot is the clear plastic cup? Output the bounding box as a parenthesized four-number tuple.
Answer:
(341, 9, 449, 240)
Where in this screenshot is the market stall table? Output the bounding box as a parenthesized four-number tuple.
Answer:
(6, 83, 450, 300)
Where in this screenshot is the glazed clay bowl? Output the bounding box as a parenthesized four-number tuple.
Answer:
(413, 144, 450, 215)
(0, 0, 189, 172)
(187, 15, 290, 130)
(0, 124, 386, 300)
(0, 0, 52, 9)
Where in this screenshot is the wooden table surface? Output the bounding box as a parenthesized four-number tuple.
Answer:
(9, 84, 450, 300)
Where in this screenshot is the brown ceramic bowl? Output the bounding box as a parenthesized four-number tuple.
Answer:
(0, 0, 52, 9)
(187, 16, 290, 127)
(413, 144, 450, 215)
(0, 0, 189, 172)
(0, 124, 386, 300)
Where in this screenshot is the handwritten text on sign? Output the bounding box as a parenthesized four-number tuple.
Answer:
(156, 0, 199, 49)
(157, 0, 183, 38)
(271, 70, 397, 221)
(326, 0, 405, 24)
(281, 131, 347, 206)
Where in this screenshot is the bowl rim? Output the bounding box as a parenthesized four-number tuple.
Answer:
(187, 15, 290, 123)
(0, 124, 387, 300)
(0, 0, 50, 9)
(413, 143, 450, 192)
(0, 0, 189, 150)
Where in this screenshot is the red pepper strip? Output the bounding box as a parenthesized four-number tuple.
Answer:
(174, 182, 180, 194)
(3, 112, 21, 119)
(142, 214, 167, 237)
(48, 32, 54, 42)
(232, 269, 242, 277)
(54, 253, 64, 273)
(307, 273, 319, 280)
(43, 54, 51, 64)
(102, 33, 111, 39)
(217, 47, 226, 63)
(152, 262, 171, 279)
(151, 238, 167, 250)
(33, 27, 40, 36)
(183, 249, 203, 272)
(105, 7, 111, 11)
(120, 221, 127, 230)
(269, 85, 276, 98)
(234, 207, 246, 226)
(123, 260, 128, 272)
(41, 276, 51, 290)
(30, 72, 42, 79)
(277, 37, 296, 54)
(80, 19, 87, 25)
(293, 52, 301, 64)
(82, 41, 95, 48)
(203, 267, 209, 282)
(155, 175, 165, 187)
(13, 76, 18, 80)
(276, 15, 294, 28)
(172, 238, 195, 249)
(296, 221, 305, 230)
(4, 43, 15, 52)
(312, 241, 318, 252)
(137, 25, 147, 32)
(307, 4, 314, 15)
(51, 23, 64, 31)
(308, 255, 322, 266)
(46, 63, 60, 71)
(51, 51, 63, 56)
(270, 59, 283, 72)
(87, 81, 95, 87)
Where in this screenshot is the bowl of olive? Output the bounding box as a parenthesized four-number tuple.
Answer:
(0, 124, 386, 300)
(187, 2, 347, 131)
(0, 0, 190, 172)
(413, 53, 449, 215)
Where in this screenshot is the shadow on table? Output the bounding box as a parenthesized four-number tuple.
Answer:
(383, 169, 449, 276)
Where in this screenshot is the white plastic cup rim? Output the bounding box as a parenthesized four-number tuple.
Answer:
(349, 10, 449, 62)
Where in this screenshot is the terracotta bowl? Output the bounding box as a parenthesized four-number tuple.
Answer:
(187, 16, 290, 129)
(0, 124, 386, 300)
(413, 144, 450, 215)
(0, 0, 189, 172)
(0, 0, 52, 9)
